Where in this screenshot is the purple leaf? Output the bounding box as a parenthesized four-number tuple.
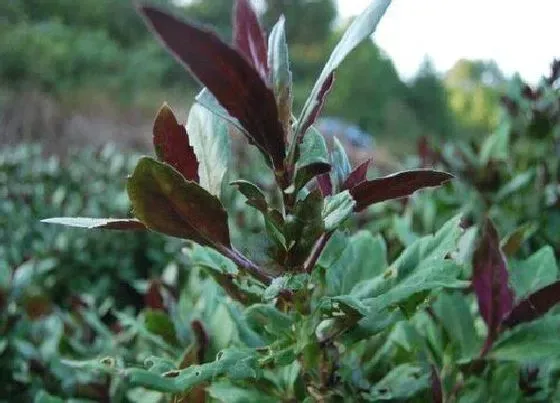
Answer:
(431, 365, 443, 403)
(138, 6, 285, 171)
(41, 217, 146, 230)
(153, 103, 199, 182)
(349, 170, 453, 212)
(317, 173, 333, 196)
(234, 0, 268, 80)
(502, 281, 560, 329)
(472, 219, 514, 336)
(298, 72, 334, 141)
(342, 159, 370, 190)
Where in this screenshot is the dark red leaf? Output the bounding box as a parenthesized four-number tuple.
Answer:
(342, 159, 370, 190)
(298, 72, 335, 141)
(138, 6, 285, 170)
(145, 279, 166, 311)
(233, 0, 268, 80)
(349, 170, 453, 212)
(153, 103, 199, 182)
(431, 365, 443, 403)
(316, 173, 332, 196)
(472, 219, 514, 335)
(502, 280, 560, 329)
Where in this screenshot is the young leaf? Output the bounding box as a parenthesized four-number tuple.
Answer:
(293, 127, 331, 192)
(331, 137, 352, 190)
(138, 6, 286, 171)
(41, 217, 146, 230)
(322, 191, 356, 232)
(230, 180, 268, 213)
(187, 101, 230, 196)
(127, 157, 230, 248)
(502, 281, 560, 329)
(268, 16, 292, 135)
(342, 159, 370, 190)
(234, 0, 268, 80)
(295, 73, 335, 143)
(350, 170, 453, 212)
(472, 219, 514, 336)
(153, 103, 199, 182)
(295, 0, 391, 141)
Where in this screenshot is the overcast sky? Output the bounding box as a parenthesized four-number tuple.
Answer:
(337, 0, 559, 83)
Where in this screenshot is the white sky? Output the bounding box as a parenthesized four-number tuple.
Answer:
(337, 0, 559, 83)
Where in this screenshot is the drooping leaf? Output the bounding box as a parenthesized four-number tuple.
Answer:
(153, 103, 199, 182)
(41, 217, 146, 230)
(331, 137, 352, 190)
(187, 101, 230, 196)
(233, 0, 268, 80)
(138, 6, 286, 171)
(295, 0, 391, 140)
(267, 16, 292, 135)
(127, 157, 230, 247)
(293, 127, 330, 192)
(342, 159, 370, 190)
(472, 219, 514, 338)
(350, 170, 453, 212)
(502, 281, 560, 329)
(322, 190, 356, 232)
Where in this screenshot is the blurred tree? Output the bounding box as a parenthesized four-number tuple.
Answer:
(445, 59, 506, 136)
(408, 59, 455, 138)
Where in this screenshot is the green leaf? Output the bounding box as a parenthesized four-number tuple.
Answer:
(41, 217, 146, 230)
(187, 100, 231, 197)
(490, 315, 560, 362)
(331, 137, 352, 189)
(195, 88, 245, 135)
(245, 304, 294, 336)
(144, 309, 178, 346)
(263, 274, 309, 300)
(367, 363, 430, 401)
(433, 292, 479, 359)
(268, 16, 292, 133)
(295, 0, 391, 138)
(127, 157, 230, 247)
(231, 180, 268, 213)
(509, 246, 558, 298)
(322, 190, 356, 232)
(479, 120, 510, 165)
(364, 261, 468, 311)
(189, 244, 238, 275)
(500, 221, 538, 257)
(326, 231, 387, 296)
(285, 190, 324, 267)
(293, 127, 330, 192)
(208, 381, 277, 403)
(126, 348, 258, 393)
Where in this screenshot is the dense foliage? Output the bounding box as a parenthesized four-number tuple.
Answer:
(3, 1, 559, 402)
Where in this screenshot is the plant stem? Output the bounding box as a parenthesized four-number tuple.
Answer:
(304, 232, 333, 273)
(219, 246, 273, 285)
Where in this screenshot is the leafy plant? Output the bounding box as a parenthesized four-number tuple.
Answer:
(36, 1, 560, 402)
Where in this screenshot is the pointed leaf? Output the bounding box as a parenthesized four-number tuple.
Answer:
(293, 127, 331, 192)
(296, 72, 334, 142)
(138, 6, 285, 170)
(195, 88, 245, 134)
(502, 281, 560, 329)
(317, 173, 333, 196)
(230, 180, 268, 213)
(295, 0, 391, 140)
(268, 16, 292, 134)
(127, 157, 230, 247)
(187, 101, 230, 196)
(41, 217, 146, 230)
(350, 170, 453, 212)
(153, 103, 199, 182)
(322, 190, 356, 232)
(331, 137, 352, 190)
(342, 159, 370, 190)
(472, 219, 514, 333)
(431, 366, 443, 403)
(509, 245, 557, 298)
(234, 0, 268, 80)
